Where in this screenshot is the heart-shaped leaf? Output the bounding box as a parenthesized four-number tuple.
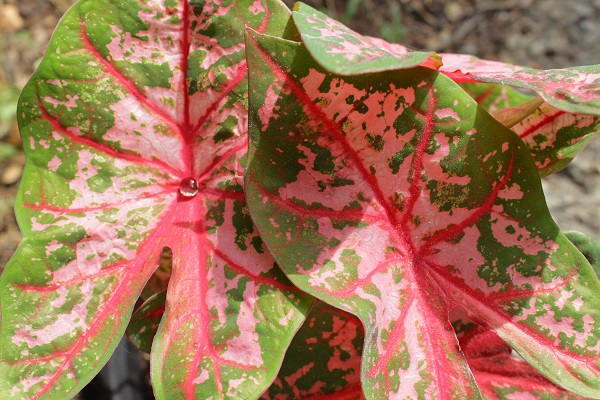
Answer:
(245, 30, 600, 399)
(290, 3, 600, 178)
(261, 300, 364, 400)
(291, 2, 441, 75)
(0, 1, 314, 399)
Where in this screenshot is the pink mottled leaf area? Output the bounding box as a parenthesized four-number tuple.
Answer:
(245, 29, 600, 399)
(0, 1, 313, 399)
(262, 300, 365, 400)
(292, 3, 600, 177)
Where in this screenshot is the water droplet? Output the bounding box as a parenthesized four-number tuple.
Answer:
(179, 177, 198, 198)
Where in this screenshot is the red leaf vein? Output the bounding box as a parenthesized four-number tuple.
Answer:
(39, 101, 184, 178)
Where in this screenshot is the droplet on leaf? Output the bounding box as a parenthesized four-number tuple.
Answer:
(179, 177, 198, 198)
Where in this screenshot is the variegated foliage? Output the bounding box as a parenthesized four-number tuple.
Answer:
(455, 231, 600, 398)
(129, 294, 365, 399)
(291, 3, 600, 177)
(4, 1, 600, 399)
(0, 1, 315, 399)
(244, 29, 600, 399)
(260, 300, 364, 400)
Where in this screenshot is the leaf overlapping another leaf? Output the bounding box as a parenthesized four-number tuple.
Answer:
(128, 294, 365, 399)
(244, 29, 600, 399)
(0, 1, 314, 399)
(438, 54, 600, 115)
(293, 3, 600, 116)
(459, 83, 536, 116)
(459, 324, 587, 400)
(291, 2, 441, 75)
(261, 300, 364, 400)
(291, 3, 600, 177)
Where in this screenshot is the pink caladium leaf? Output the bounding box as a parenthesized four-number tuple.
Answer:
(128, 294, 364, 399)
(454, 231, 600, 399)
(458, 84, 600, 177)
(0, 1, 314, 399)
(291, 3, 600, 114)
(507, 102, 600, 176)
(261, 300, 365, 400)
(244, 30, 600, 399)
(437, 54, 600, 116)
(290, 3, 600, 177)
(440, 57, 600, 176)
(291, 3, 441, 75)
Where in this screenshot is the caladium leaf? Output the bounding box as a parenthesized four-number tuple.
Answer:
(460, 324, 586, 400)
(453, 85, 600, 177)
(508, 102, 600, 176)
(451, 231, 600, 399)
(459, 83, 536, 116)
(0, 1, 314, 399)
(291, 3, 441, 75)
(127, 290, 167, 354)
(290, 3, 600, 177)
(128, 295, 364, 399)
(438, 54, 600, 116)
(291, 3, 600, 115)
(262, 300, 364, 400)
(440, 59, 600, 176)
(245, 30, 600, 399)
(434, 86, 600, 177)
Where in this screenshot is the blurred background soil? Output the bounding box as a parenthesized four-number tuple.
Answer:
(1, 0, 599, 267)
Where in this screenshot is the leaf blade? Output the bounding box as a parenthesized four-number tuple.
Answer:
(1, 1, 313, 399)
(245, 31, 481, 399)
(291, 3, 441, 75)
(290, 4, 600, 177)
(261, 300, 364, 400)
(245, 30, 600, 399)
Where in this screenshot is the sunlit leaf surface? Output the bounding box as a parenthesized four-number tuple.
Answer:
(245, 30, 600, 399)
(0, 1, 313, 399)
(291, 3, 600, 177)
(291, 3, 441, 75)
